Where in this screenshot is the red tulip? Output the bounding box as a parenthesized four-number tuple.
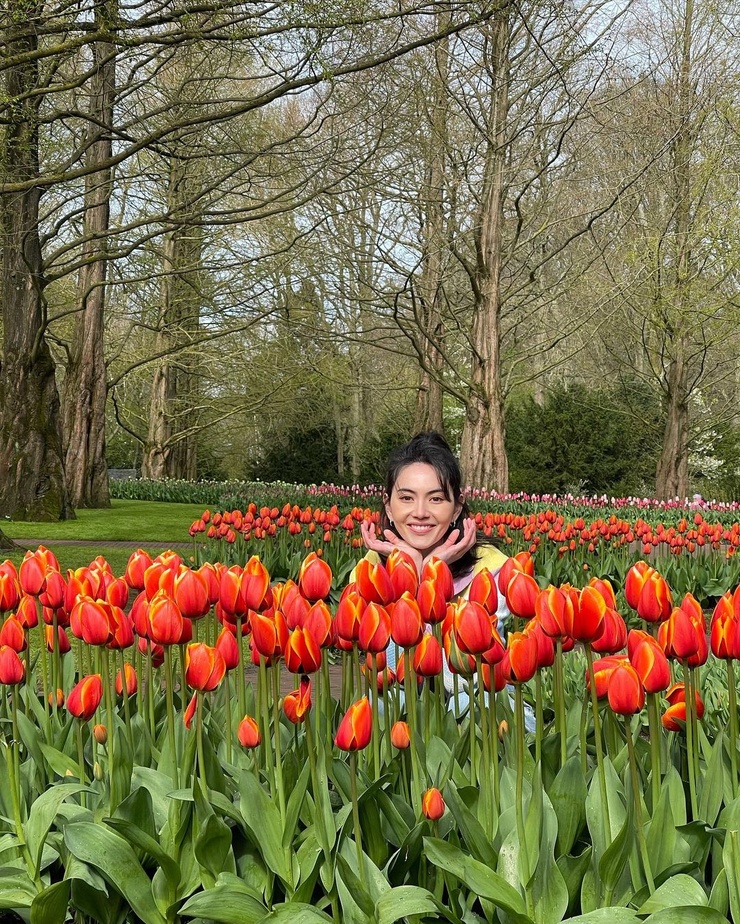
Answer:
(591, 606, 628, 654)
(66, 674, 103, 720)
(588, 577, 617, 609)
(390, 593, 424, 648)
(238, 714, 261, 747)
(0, 572, 20, 613)
(535, 586, 574, 640)
(413, 633, 443, 677)
(334, 697, 372, 751)
(710, 596, 740, 659)
(624, 560, 653, 610)
(452, 600, 493, 655)
(0, 616, 26, 652)
(219, 566, 248, 619)
(467, 569, 499, 614)
(277, 581, 311, 629)
(505, 571, 539, 619)
(422, 787, 445, 820)
(390, 720, 411, 749)
(636, 570, 672, 623)
(0, 645, 25, 684)
(607, 663, 645, 715)
(125, 549, 153, 591)
(251, 610, 288, 660)
(45, 625, 71, 654)
(284, 627, 322, 674)
(115, 663, 138, 696)
(443, 630, 476, 676)
(386, 550, 419, 599)
(283, 675, 312, 724)
(354, 558, 394, 605)
(628, 630, 670, 693)
(588, 654, 629, 699)
(574, 585, 608, 643)
(215, 625, 240, 670)
(504, 631, 539, 683)
(298, 552, 332, 602)
(19, 549, 50, 596)
(334, 586, 366, 643)
(662, 682, 705, 730)
(304, 601, 334, 648)
(358, 602, 391, 653)
(526, 619, 555, 669)
(146, 591, 184, 646)
(421, 558, 454, 602)
(107, 606, 134, 651)
(659, 606, 703, 661)
(39, 569, 66, 610)
(70, 597, 112, 646)
(173, 568, 210, 620)
(416, 579, 447, 625)
(185, 642, 226, 692)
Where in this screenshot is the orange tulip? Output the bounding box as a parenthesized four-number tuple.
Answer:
(574, 585, 608, 643)
(251, 610, 288, 660)
(238, 714, 261, 747)
(19, 549, 50, 596)
(659, 607, 704, 662)
(125, 549, 153, 591)
(115, 663, 138, 696)
(16, 595, 38, 629)
(334, 697, 372, 751)
(390, 720, 411, 749)
(636, 570, 672, 623)
(304, 600, 334, 648)
(0, 615, 26, 652)
(66, 674, 103, 720)
(591, 605, 628, 654)
(354, 558, 394, 605)
(0, 571, 20, 613)
(70, 596, 113, 647)
(421, 558, 454, 602)
(627, 630, 670, 693)
(710, 595, 740, 659)
(215, 625, 240, 670)
(298, 552, 332, 602)
(535, 585, 574, 640)
(386, 550, 419, 599)
(505, 571, 539, 619)
(467, 569, 499, 614)
(334, 587, 365, 643)
(390, 593, 424, 648)
(624, 560, 653, 611)
(173, 568, 210, 621)
(0, 645, 25, 684)
(39, 569, 66, 611)
(413, 633, 443, 677)
(45, 625, 71, 654)
(219, 566, 249, 619)
(416, 579, 447, 625)
(504, 631, 538, 683)
(662, 682, 704, 730)
(452, 600, 493, 655)
(588, 577, 617, 609)
(283, 675, 312, 724)
(587, 654, 628, 699)
(185, 642, 226, 691)
(284, 626, 322, 674)
(422, 787, 445, 820)
(358, 602, 391, 653)
(607, 663, 645, 715)
(146, 591, 183, 646)
(443, 630, 476, 676)
(278, 581, 311, 629)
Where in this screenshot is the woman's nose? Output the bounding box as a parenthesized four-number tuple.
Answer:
(413, 499, 429, 517)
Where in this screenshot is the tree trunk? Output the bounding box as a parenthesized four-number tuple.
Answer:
(655, 0, 694, 500)
(0, 6, 73, 521)
(62, 2, 116, 508)
(141, 156, 202, 480)
(414, 13, 449, 437)
(459, 11, 510, 491)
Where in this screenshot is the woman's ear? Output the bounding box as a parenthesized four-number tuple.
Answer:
(383, 495, 393, 524)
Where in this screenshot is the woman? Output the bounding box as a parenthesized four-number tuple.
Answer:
(359, 431, 510, 627)
(358, 432, 512, 709)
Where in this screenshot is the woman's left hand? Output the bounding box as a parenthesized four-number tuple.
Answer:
(422, 516, 477, 570)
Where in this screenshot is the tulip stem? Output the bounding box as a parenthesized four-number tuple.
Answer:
(271, 666, 286, 824)
(37, 619, 50, 727)
(624, 716, 655, 894)
(146, 647, 156, 740)
(103, 650, 117, 811)
(555, 640, 566, 769)
(369, 653, 381, 780)
(646, 693, 662, 811)
(258, 656, 275, 798)
(163, 647, 179, 788)
(727, 660, 738, 800)
(681, 661, 698, 819)
(349, 752, 367, 888)
(403, 649, 423, 811)
(534, 672, 543, 766)
(476, 657, 492, 838)
(236, 616, 246, 720)
(75, 719, 87, 806)
(224, 673, 233, 765)
(118, 652, 133, 756)
(585, 643, 611, 846)
(488, 687, 500, 812)
(514, 684, 533, 915)
(196, 691, 207, 792)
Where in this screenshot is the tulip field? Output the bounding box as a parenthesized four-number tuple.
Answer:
(2, 499, 740, 922)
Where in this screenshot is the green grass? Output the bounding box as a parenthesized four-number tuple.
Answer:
(1, 501, 201, 574)
(2, 500, 203, 542)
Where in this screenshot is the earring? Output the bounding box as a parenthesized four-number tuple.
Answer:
(389, 518, 395, 528)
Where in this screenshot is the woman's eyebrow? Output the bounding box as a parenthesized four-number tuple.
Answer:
(395, 485, 445, 494)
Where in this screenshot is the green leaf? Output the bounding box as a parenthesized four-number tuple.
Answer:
(238, 769, 293, 887)
(24, 782, 88, 881)
(557, 911, 640, 923)
(598, 794, 633, 894)
(698, 730, 725, 826)
(646, 779, 679, 876)
(38, 741, 82, 779)
(443, 782, 498, 867)
(336, 854, 376, 919)
(556, 847, 592, 915)
(64, 822, 167, 924)
(708, 867, 729, 917)
(194, 813, 236, 887)
(282, 760, 310, 850)
(257, 904, 333, 922)
(31, 880, 70, 924)
(423, 837, 532, 923)
(104, 816, 181, 890)
(375, 886, 442, 924)
(637, 874, 709, 914)
(723, 827, 740, 924)
(529, 785, 568, 924)
(179, 875, 267, 923)
(549, 755, 587, 856)
(643, 909, 731, 923)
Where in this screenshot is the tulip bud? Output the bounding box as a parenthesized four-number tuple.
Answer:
(390, 720, 411, 749)
(93, 724, 108, 745)
(334, 697, 372, 751)
(238, 714, 261, 747)
(421, 787, 445, 821)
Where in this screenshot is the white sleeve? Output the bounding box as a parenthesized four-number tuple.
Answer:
(494, 567, 511, 637)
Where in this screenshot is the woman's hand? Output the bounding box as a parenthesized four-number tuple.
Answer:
(421, 516, 477, 571)
(359, 519, 423, 573)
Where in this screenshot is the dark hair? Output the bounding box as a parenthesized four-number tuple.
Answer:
(380, 431, 480, 578)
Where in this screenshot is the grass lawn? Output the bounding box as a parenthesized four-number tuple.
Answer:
(1, 500, 202, 574)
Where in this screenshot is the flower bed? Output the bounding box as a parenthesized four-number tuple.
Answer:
(0, 545, 738, 923)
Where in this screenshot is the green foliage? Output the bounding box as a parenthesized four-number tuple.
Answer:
(506, 383, 662, 496)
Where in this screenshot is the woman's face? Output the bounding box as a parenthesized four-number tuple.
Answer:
(384, 462, 462, 556)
